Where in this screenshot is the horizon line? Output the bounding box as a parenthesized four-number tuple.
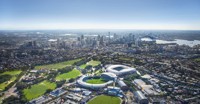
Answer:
(1, 28, 200, 31)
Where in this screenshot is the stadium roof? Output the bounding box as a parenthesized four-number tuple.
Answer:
(77, 75, 113, 89)
(102, 72, 117, 78)
(106, 65, 136, 76)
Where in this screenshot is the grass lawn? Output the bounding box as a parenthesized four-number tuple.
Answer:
(55, 69, 81, 81)
(86, 78, 107, 84)
(79, 60, 101, 69)
(80, 64, 87, 69)
(0, 70, 21, 76)
(0, 97, 2, 104)
(119, 57, 133, 61)
(35, 58, 82, 70)
(88, 95, 121, 104)
(87, 60, 101, 66)
(0, 70, 22, 91)
(194, 58, 200, 62)
(94, 70, 103, 76)
(23, 80, 56, 100)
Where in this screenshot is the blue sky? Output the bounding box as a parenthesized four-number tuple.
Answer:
(0, 0, 200, 30)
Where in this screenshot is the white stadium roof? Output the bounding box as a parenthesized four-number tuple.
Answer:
(106, 65, 136, 76)
(77, 75, 113, 89)
(101, 72, 117, 78)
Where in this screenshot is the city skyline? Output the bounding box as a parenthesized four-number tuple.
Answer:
(0, 0, 200, 30)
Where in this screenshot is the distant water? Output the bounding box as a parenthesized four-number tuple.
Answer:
(106, 35, 114, 38)
(48, 39, 57, 42)
(156, 39, 200, 47)
(141, 37, 154, 41)
(84, 34, 99, 36)
(63, 34, 76, 36)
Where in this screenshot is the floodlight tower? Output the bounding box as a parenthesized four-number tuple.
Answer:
(108, 32, 111, 44)
(113, 77, 117, 87)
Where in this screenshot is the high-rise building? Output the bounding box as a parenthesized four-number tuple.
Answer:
(77, 37, 81, 41)
(108, 32, 111, 43)
(100, 36, 104, 46)
(33, 40, 37, 47)
(113, 33, 118, 40)
(97, 35, 101, 41)
(81, 35, 84, 40)
(128, 33, 135, 42)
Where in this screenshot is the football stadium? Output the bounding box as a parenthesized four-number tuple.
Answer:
(77, 75, 114, 89)
(106, 65, 136, 76)
(77, 65, 136, 89)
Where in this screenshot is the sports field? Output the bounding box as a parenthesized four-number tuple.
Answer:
(88, 60, 101, 66)
(0, 70, 22, 91)
(86, 78, 107, 84)
(35, 58, 81, 70)
(23, 80, 56, 100)
(79, 60, 101, 69)
(88, 95, 121, 104)
(80, 64, 87, 69)
(55, 69, 81, 81)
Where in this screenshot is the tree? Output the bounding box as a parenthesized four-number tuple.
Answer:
(3, 95, 27, 104)
(85, 65, 92, 70)
(58, 66, 73, 74)
(82, 69, 87, 74)
(56, 80, 65, 87)
(0, 75, 12, 83)
(16, 82, 28, 89)
(46, 89, 52, 93)
(69, 78, 75, 83)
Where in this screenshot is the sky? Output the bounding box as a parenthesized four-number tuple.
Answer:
(0, 0, 200, 30)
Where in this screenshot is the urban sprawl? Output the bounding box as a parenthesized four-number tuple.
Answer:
(0, 30, 200, 104)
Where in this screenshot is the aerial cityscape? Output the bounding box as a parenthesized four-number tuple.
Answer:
(0, 0, 200, 104)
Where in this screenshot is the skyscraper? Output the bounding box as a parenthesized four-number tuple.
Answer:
(100, 36, 104, 46)
(81, 35, 84, 40)
(108, 32, 111, 43)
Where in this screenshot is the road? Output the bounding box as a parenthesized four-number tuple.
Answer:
(1, 70, 28, 101)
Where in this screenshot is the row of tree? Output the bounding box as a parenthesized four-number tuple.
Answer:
(73, 58, 90, 66)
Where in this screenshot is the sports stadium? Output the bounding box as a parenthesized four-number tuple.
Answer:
(77, 73, 116, 89)
(106, 65, 136, 76)
(77, 65, 136, 89)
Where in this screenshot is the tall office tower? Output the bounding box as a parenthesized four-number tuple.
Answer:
(100, 36, 104, 46)
(128, 33, 132, 42)
(33, 40, 37, 47)
(92, 38, 97, 47)
(27, 41, 33, 47)
(77, 37, 81, 41)
(81, 35, 84, 40)
(128, 33, 135, 43)
(57, 38, 61, 48)
(113, 33, 117, 40)
(135, 38, 139, 47)
(108, 32, 111, 43)
(97, 35, 101, 41)
(132, 34, 135, 43)
(61, 41, 66, 48)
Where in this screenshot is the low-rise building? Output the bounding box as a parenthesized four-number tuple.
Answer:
(134, 91, 149, 104)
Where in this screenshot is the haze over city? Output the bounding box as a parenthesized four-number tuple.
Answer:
(0, 0, 200, 104)
(0, 0, 200, 30)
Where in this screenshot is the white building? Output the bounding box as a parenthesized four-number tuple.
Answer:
(106, 65, 136, 76)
